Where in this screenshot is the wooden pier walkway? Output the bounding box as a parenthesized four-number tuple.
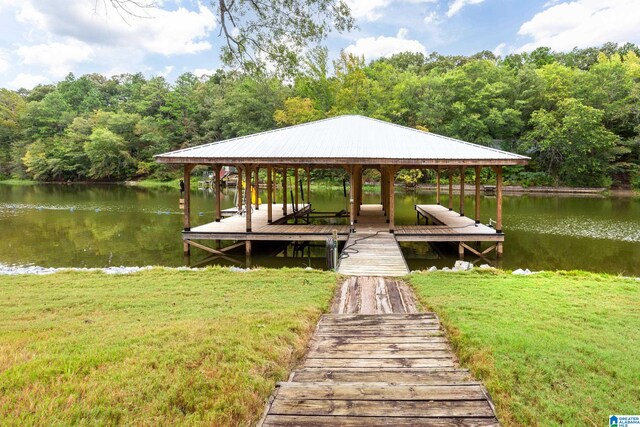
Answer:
(337, 233, 409, 277)
(260, 278, 500, 426)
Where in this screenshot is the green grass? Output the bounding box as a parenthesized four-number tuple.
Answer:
(410, 270, 640, 426)
(0, 179, 37, 186)
(0, 267, 335, 426)
(127, 178, 184, 188)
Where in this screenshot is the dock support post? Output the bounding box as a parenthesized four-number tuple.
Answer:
(496, 165, 503, 233)
(459, 166, 465, 216)
(214, 164, 221, 222)
(436, 167, 441, 205)
(496, 165, 503, 257)
(236, 165, 243, 213)
(388, 167, 396, 233)
(271, 167, 276, 205)
(183, 164, 194, 255)
(381, 167, 386, 214)
(448, 168, 453, 211)
(267, 166, 273, 223)
(254, 167, 259, 210)
(282, 166, 287, 215)
(475, 166, 481, 224)
(245, 240, 252, 266)
(356, 165, 362, 217)
(458, 242, 465, 259)
(349, 166, 355, 231)
(306, 166, 311, 204)
(244, 164, 253, 232)
(294, 167, 299, 210)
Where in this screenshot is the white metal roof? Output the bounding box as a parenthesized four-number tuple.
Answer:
(155, 115, 529, 166)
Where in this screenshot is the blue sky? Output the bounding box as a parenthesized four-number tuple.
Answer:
(1, 0, 639, 89)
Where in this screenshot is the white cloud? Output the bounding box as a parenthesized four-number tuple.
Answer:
(193, 67, 217, 76)
(345, 0, 437, 21)
(156, 65, 174, 78)
(446, 0, 486, 18)
(517, 0, 640, 52)
(345, 0, 392, 21)
(9, 73, 49, 89)
(492, 42, 507, 56)
(0, 49, 9, 73)
(345, 28, 427, 60)
(423, 11, 438, 24)
(13, 1, 216, 56)
(397, 27, 410, 39)
(16, 39, 94, 78)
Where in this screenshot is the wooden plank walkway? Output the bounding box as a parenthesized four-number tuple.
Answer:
(185, 204, 351, 241)
(260, 278, 500, 427)
(190, 203, 310, 233)
(411, 204, 500, 237)
(337, 233, 409, 277)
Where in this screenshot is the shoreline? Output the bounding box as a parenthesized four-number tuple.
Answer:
(2, 178, 635, 196)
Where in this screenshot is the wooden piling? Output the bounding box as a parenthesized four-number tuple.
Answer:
(294, 167, 299, 208)
(254, 167, 260, 210)
(267, 166, 273, 223)
(236, 165, 243, 213)
(214, 164, 221, 222)
(448, 168, 453, 211)
(245, 164, 252, 232)
(282, 166, 287, 215)
(388, 167, 395, 233)
(459, 166, 465, 216)
(436, 167, 441, 205)
(306, 166, 311, 204)
(183, 164, 194, 255)
(475, 165, 481, 224)
(496, 166, 503, 234)
(349, 166, 355, 231)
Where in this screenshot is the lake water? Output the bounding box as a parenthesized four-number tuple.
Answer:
(1, 184, 639, 275)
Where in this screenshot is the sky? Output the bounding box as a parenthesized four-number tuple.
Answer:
(1, 0, 639, 89)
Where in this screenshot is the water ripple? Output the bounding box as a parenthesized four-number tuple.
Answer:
(508, 216, 640, 242)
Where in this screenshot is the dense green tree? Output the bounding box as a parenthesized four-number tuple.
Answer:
(0, 89, 26, 178)
(274, 97, 324, 126)
(2, 42, 640, 187)
(84, 128, 134, 180)
(524, 99, 618, 186)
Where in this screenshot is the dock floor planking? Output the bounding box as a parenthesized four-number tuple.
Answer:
(260, 278, 500, 427)
(337, 233, 409, 277)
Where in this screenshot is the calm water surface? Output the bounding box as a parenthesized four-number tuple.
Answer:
(1, 184, 639, 275)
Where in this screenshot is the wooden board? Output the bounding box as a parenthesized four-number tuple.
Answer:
(337, 233, 409, 277)
(269, 399, 494, 417)
(291, 368, 472, 384)
(260, 290, 501, 427)
(263, 415, 499, 426)
(394, 204, 504, 242)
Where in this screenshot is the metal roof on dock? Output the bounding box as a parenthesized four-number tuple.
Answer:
(155, 115, 529, 166)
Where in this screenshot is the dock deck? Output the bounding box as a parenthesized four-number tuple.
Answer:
(338, 205, 409, 277)
(184, 203, 351, 241)
(395, 204, 503, 242)
(260, 277, 500, 426)
(338, 233, 409, 276)
(184, 203, 503, 264)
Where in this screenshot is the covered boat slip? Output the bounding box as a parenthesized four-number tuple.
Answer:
(155, 115, 528, 266)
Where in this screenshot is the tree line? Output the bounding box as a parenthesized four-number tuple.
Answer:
(1, 42, 639, 188)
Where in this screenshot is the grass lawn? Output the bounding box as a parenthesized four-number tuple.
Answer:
(0, 268, 335, 426)
(0, 179, 37, 186)
(410, 270, 640, 427)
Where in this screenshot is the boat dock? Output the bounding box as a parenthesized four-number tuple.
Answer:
(184, 202, 503, 269)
